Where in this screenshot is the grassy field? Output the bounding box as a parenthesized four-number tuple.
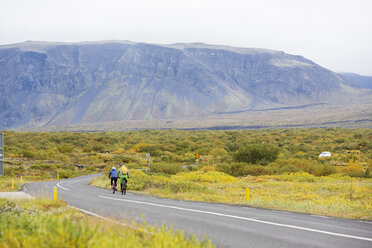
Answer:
(3, 129, 371, 179)
(91, 169, 372, 220)
(1, 129, 371, 220)
(0, 198, 214, 248)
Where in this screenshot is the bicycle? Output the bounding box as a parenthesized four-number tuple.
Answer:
(111, 183, 117, 194)
(120, 180, 127, 195)
(111, 178, 118, 194)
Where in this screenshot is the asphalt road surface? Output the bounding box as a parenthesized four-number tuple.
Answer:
(24, 174, 372, 248)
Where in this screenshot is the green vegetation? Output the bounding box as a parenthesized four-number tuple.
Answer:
(234, 144, 279, 164)
(1, 128, 371, 218)
(0, 198, 214, 248)
(3, 128, 370, 178)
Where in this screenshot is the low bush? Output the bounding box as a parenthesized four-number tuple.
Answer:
(216, 162, 272, 177)
(267, 158, 336, 176)
(172, 170, 238, 184)
(167, 180, 209, 193)
(57, 169, 75, 179)
(312, 163, 336, 176)
(339, 162, 366, 177)
(110, 155, 139, 164)
(30, 163, 56, 170)
(4, 166, 24, 176)
(278, 172, 318, 182)
(57, 144, 73, 153)
(139, 145, 162, 157)
(234, 144, 279, 165)
(150, 162, 183, 175)
(241, 166, 271, 176)
(21, 149, 36, 158)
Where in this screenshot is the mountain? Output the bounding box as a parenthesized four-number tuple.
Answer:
(0, 41, 367, 130)
(339, 73, 372, 89)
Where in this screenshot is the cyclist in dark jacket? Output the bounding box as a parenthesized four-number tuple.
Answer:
(109, 166, 118, 189)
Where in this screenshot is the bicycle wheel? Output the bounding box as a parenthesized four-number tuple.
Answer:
(123, 181, 127, 195)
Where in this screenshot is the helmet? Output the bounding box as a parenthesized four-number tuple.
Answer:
(112, 166, 116, 170)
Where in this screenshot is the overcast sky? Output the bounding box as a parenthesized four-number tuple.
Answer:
(1, 0, 371, 75)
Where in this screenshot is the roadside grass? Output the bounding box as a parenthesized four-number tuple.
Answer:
(91, 170, 372, 220)
(1, 158, 100, 192)
(0, 198, 214, 248)
(0, 176, 26, 192)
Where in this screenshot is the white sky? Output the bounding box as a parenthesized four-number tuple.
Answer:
(1, 0, 371, 75)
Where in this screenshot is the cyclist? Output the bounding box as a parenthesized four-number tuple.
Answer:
(108, 166, 118, 190)
(117, 164, 130, 194)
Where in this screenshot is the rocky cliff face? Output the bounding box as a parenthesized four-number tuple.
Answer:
(0, 41, 356, 129)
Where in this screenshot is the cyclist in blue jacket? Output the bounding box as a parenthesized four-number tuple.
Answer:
(109, 166, 118, 189)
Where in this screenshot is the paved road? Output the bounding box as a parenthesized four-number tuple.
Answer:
(24, 174, 372, 248)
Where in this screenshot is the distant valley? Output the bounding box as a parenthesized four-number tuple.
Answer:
(339, 73, 372, 89)
(0, 41, 371, 130)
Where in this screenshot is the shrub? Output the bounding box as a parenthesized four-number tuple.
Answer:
(339, 162, 365, 177)
(216, 162, 270, 177)
(57, 169, 75, 179)
(128, 142, 148, 153)
(167, 181, 209, 193)
(215, 162, 239, 176)
(172, 171, 237, 184)
(30, 164, 55, 170)
(313, 164, 336, 176)
(335, 139, 345, 144)
(150, 163, 183, 175)
(4, 166, 24, 176)
(209, 148, 227, 157)
(91, 144, 104, 152)
(110, 155, 139, 164)
(21, 150, 36, 158)
(82, 145, 93, 153)
(267, 158, 336, 176)
(279, 172, 318, 182)
(139, 145, 162, 157)
(234, 144, 279, 165)
(161, 153, 185, 162)
(268, 161, 301, 174)
(241, 166, 271, 176)
(57, 144, 73, 153)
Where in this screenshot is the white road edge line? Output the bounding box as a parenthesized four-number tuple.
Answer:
(56, 177, 94, 191)
(99, 195, 372, 242)
(69, 205, 154, 235)
(56, 182, 70, 191)
(358, 221, 372, 225)
(310, 215, 330, 219)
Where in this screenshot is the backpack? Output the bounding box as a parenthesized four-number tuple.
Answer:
(121, 167, 128, 175)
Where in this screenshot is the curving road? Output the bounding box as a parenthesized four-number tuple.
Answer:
(24, 174, 372, 248)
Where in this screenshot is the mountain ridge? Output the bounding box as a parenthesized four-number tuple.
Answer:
(0, 41, 367, 130)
